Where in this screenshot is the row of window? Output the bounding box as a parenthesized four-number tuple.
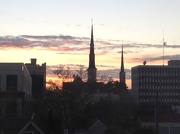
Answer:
(140, 92, 180, 96)
(139, 78, 180, 83)
(140, 98, 180, 103)
(139, 67, 180, 74)
(139, 72, 180, 76)
(140, 85, 180, 89)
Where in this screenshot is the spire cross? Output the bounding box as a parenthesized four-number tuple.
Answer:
(91, 19, 93, 25)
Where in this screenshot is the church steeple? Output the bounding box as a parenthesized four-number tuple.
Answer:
(87, 24, 96, 82)
(119, 46, 126, 84)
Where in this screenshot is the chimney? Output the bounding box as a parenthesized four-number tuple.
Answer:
(31, 58, 37, 65)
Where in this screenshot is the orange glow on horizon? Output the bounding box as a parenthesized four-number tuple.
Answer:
(46, 75, 132, 90)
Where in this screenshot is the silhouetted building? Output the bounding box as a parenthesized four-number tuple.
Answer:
(75, 120, 107, 134)
(0, 63, 32, 118)
(87, 24, 97, 83)
(132, 60, 180, 106)
(25, 58, 46, 99)
(0, 113, 53, 134)
(18, 113, 53, 134)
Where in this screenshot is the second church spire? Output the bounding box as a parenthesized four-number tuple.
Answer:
(119, 46, 126, 84)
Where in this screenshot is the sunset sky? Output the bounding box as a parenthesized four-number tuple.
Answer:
(1, 0, 180, 88)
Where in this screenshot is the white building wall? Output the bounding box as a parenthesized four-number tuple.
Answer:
(0, 63, 32, 118)
(22, 65, 32, 96)
(0, 63, 31, 95)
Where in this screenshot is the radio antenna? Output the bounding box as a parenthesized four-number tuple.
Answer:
(162, 29, 166, 66)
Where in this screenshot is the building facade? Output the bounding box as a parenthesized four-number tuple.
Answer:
(0, 63, 32, 118)
(132, 60, 180, 105)
(25, 58, 46, 99)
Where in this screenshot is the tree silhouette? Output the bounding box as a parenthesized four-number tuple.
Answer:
(46, 80, 61, 91)
(53, 66, 73, 82)
(75, 64, 87, 80)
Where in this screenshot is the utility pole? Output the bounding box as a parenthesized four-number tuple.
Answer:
(155, 90, 159, 134)
(162, 29, 166, 66)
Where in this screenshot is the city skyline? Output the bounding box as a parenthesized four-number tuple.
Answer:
(1, 0, 180, 88)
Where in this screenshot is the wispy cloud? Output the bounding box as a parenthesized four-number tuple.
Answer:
(0, 35, 179, 52)
(131, 54, 180, 63)
(0, 36, 31, 48)
(0, 35, 179, 62)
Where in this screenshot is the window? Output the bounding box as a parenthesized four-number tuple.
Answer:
(6, 75, 17, 91)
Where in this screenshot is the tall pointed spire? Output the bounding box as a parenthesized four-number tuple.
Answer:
(121, 46, 124, 71)
(90, 24, 94, 54)
(89, 24, 95, 68)
(119, 46, 126, 84)
(87, 22, 96, 82)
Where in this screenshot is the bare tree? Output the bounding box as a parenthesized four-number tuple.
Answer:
(53, 66, 73, 82)
(75, 65, 87, 80)
(52, 65, 114, 84)
(46, 80, 61, 91)
(97, 71, 113, 83)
